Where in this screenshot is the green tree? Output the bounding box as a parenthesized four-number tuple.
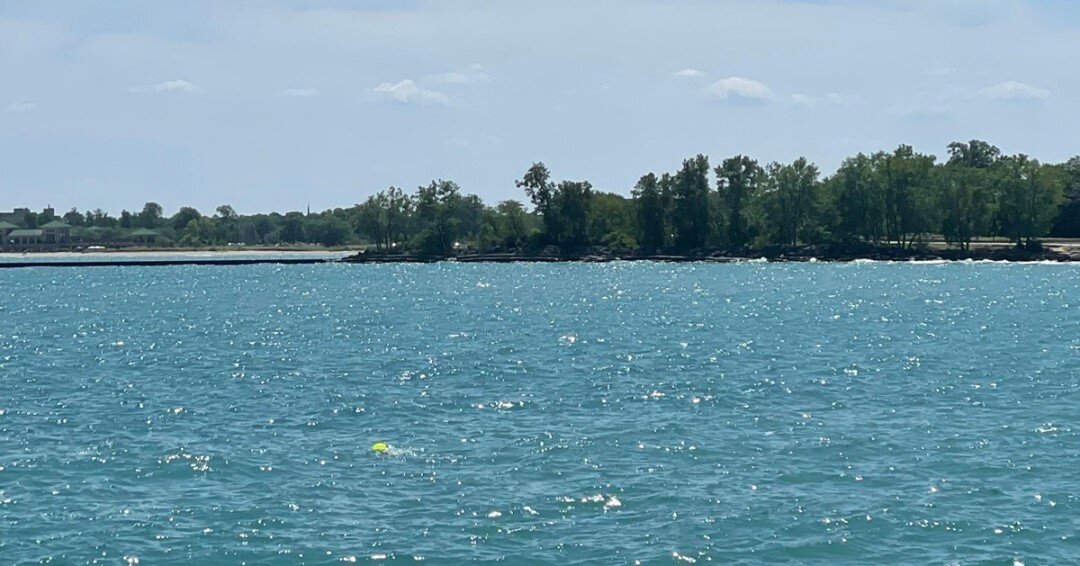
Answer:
(517, 162, 556, 242)
(937, 140, 1000, 250)
(215, 204, 240, 243)
(414, 180, 461, 255)
(494, 200, 531, 247)
(632, 173, 667, 252)
(172, 207, 202, 231)
(671, 154, 711, 251)
(180, 216, 218, 246)
(281, 212, 306, 243)
(138, 202, 164, 228)
(715, 155, 761, 247)
(355, 188, 411, 251)
(756, 157, 820, 245)
(829, 153, 885, 242)
(551, 180, 593, 250)
(85, 209, 116, 227)
(880, 145, 937, 247)
(63, 208, 85, 226)
(1050, 156, 1080, 237)
(589, 192, 635, 251)
(947, 139, 1001, 169)
(996, 154, 1065, 247)
(937, 163, 995, 250)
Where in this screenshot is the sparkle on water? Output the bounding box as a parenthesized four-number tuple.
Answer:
(0, 262, 1077, 563)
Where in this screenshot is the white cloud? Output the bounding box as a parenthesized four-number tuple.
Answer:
(444, 137, 471, 148)
(5, 101, 37, 114)
(277, 88, 322, 98)
(128, 79, 201, 94)
(886, 104, 950, 119)
(367, 79, 449, 105)
(790, 92, 857, 108)
(427, 64, 489, 85)
(927, 66, 956, 76)
(978, 80, 1049, 100)
(673, 68, 705, 78)
(705, 77, 775, 104)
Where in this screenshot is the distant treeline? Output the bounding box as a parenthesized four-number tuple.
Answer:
(26, 139, 1080, 252)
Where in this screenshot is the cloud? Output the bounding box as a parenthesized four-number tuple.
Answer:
(128, 79, 201, 94)
(790, 92, 858, 108)
(886, 104, 950, 119)
(427, 63, 489, 85)
(978, 80, 1049, 101)
(926, 66, 956, 76)
(673, 68, 705, 78)
(5, 101, 37, 114)
(444, 137, 471, 148)
(367, 79, 449, 105)
(277, 88, 322, 98)
(705, 77, 775, 104)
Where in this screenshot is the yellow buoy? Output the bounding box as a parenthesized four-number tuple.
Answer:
(372, 442, 389, 454)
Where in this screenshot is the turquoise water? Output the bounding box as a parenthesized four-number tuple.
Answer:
(1, 262, 1078, 564)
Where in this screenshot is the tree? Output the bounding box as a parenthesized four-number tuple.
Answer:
(120, 210, 134, 229)
(305, 215, 352, 247)
(517, 162, 556, 241)
(947, 139, 1000, 169)
(180, 217, 218, 246)
(589, 192, 635, 251)
(355, 188, 411, 251)
(172, 207, 202, 231)
(671, 154, 711, 251)
(829, 153, 885, 242)
(880, 145, 937, 247)
(86, 209, 116, 227)
(215, 204, 240, 243)
(996, 154, 1065, 247)
(414, 180, 461, 255)
(756, 157, 820, 245)
(63, 208, 85, 226)
(715, 155, 761, 247)
(1050, 156, 1080, 237)
(632, 173, 667, 252)
(551, 180, 593, 250)
(936, 140, 1000, 250)
(937, 163, 995, 250)
(138, 202, 164, 229)
(495, 200, 531, 247)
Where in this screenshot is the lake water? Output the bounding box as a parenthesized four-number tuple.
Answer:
(1, 262, 1078, 564)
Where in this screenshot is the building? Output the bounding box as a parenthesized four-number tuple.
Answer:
(39, 220, 71, 244)
(7, 229, 43, 246)
(0, 221, 17, 239)
(130, 228, 159, 244)
(0, 208, 30, 226)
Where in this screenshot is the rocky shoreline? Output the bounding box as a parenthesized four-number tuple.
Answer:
(342, 243, 1080, 264)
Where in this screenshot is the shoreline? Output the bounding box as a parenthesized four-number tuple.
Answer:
(343, 243, 1080, 264)
(0, 245, 1077, 268)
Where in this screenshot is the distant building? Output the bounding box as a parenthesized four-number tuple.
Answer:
(39, 220, 71, 244)
(0, 208, 29, 226)
(0, 221, 17, 239)
(130, 228, 159, 244)
(7, 229, 43, 246)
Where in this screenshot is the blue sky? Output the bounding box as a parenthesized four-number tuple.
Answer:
(1, 0, 1077, 214)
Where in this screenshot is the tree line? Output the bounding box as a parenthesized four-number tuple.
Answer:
(30, 139, 1080, 251)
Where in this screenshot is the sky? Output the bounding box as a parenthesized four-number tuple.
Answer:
(1, 0, 1078, 215)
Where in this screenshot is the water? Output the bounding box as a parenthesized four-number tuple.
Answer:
(1, 262, 1077, 564)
